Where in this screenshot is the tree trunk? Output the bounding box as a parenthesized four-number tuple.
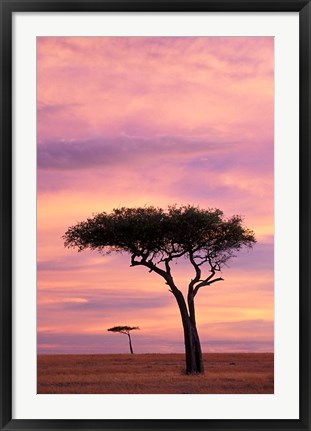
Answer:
(127, 333, 134, 354)
(182, 315, 204, 374)
(188, 293, 204, 374)
(191, 323, 204, 373)
(173, 289, 204, 374)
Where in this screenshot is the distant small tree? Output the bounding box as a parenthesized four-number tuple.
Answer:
(107, 326, 139, 354)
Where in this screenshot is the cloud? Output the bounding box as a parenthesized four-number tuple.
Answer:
(41, 294, 169, 312)
(38, 101, 80, 115)
(37, 253, 112, 272)
(37, 37, 273, 84)
(38, 287, 171, 313)
(202, 319, 274, 335)
(37, 329, 273, 354)
(223, 241, 274, 273)
(37, 331, 185, 354)
(201, 339, 273, 353)
(37, 37, 273, 144)
(37, 134, 229, 171)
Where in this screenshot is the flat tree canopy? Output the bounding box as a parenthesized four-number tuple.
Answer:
(64, 205, 255, 374)
(107, 326, 139, 334)
(64, 205, 255, 268)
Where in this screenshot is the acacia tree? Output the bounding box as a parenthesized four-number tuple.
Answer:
(107, 326, 139, 354)
(64, 205, 255, 374)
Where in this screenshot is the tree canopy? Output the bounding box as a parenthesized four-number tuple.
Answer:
(64, 205, 254, 254)
(107, 326, 139, 334)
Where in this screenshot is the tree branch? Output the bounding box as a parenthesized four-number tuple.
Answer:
(164, 258, 172, 276)
(208, 277, 224, 285)
(193, 254, 210, 267)
(157, 247, 188, 261)
(193, 274, 224, 297)
(130, 253, 178, 292)
(188, 251, 201, 292)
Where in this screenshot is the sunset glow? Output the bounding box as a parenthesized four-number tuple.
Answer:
(37, 37, 274, 354)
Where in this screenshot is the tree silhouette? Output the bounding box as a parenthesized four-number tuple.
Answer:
(64, 205, 255, 374)
(107, 326, 139, 354)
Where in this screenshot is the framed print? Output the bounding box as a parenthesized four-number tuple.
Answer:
(1, 1, 310, 430)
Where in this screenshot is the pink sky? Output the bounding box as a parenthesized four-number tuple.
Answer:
(37, 37, 274, 354)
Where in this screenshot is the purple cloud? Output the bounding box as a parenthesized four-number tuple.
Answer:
(37, 135, 232, 171)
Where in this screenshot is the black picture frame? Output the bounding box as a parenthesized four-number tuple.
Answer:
(1, 0, 310, 430)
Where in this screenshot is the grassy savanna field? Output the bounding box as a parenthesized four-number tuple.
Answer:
(37, 353, 273, 394)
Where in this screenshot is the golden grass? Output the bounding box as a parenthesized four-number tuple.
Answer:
(37, 353, 274, 394)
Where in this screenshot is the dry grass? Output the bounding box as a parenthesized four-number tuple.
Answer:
(37, 353, 273, 394)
